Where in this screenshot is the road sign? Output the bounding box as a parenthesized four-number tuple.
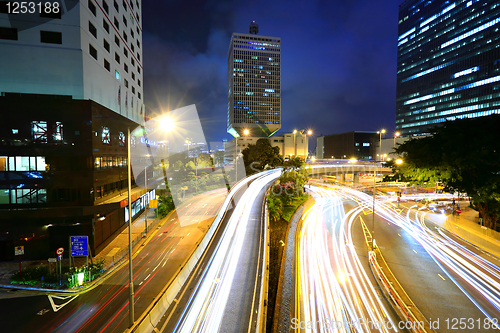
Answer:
(56, 247, 64, 255)
(58, 254, 63, 261)
(48, 258, 57, 263)
(70, 236, 89, 257)
(14, 246, 24, 256)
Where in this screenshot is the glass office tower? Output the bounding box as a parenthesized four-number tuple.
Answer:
(396, 0, 500, 136)
(227, 30, 281, 138)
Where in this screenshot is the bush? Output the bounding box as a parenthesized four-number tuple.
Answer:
(10, 264, 50, 286)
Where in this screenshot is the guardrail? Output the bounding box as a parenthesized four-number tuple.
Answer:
(256, 194, 270, 332)
(369, 250, 434, 333)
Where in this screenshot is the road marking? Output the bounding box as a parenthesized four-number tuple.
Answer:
(37, 309, 50, 316)
(413, 249, 417, 254)
(438, 274, 446, 281)
(145, 274, 151, 279)
(398, 233, 401, 237)
(47, 295, 79, 312)
(139, 281, 144, 286)
(202, 204, 207, 208)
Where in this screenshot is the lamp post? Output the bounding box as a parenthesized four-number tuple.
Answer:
(293, 129, 297, 157)
(127, 116, 174, 327)
(144, 165, 147, 234)
(377, 129, 386, 160)
(127, 127, 134, 327)
(394, 131, 400, 149)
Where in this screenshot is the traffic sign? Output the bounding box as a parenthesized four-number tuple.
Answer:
(48, 258, 57, 263)
(70, 236, 89, 257)
(58, 254, 63, 261)
(14, 246, 24, 256)
(56, 247, 64, 255)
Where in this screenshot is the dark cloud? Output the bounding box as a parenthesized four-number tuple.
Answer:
(143, 0, 402, 147)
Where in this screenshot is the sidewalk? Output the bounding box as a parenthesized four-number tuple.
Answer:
(0, 207, 162, 288)
(423, 200, 500, 257)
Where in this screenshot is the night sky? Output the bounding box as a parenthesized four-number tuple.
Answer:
(142, 0, 403, 148)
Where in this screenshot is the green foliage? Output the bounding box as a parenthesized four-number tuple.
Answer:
(214, 151, 225, 166)
(157, 194, 175, 218)
(196, 153, 213, 168)
(242, 138, 283, 175)
(266, 195, 283, 224)
(10, 264, 49, 285)
(394, 115, 500, 230)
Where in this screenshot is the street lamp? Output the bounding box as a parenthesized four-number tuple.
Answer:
(127, 116, 174, 327)
(376, 129, 386, 160)
(293, 129, 297, 157)
(394, 131, 401, 149)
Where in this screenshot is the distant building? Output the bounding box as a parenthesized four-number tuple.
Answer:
(396, 0, 500, 136)
(226, 131, 309, 162)
(227, 23, 281, 138)
(0, 0, 144, 124)
(319, 131, 378, 160)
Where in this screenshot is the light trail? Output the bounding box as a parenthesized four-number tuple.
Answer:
(316, 182, 500, 329)
(296, 186, 398, 332)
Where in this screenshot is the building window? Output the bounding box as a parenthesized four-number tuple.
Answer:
(103, 19, 109, 33)
(136, 12, 139, 23)
(119, 132, 126, 146)
(122, 14, 127, 27)
(104, 58, 110, 71)
(124, 78, 128, 87)
(124, 63, 128, 73)
(136, 0, 139, 9)
(103, 38, 110, 52)
(137, 52, 140, 61)
(130, 0, 133, 9)
(114, 16, 119, 29)
(131, 72, 135, 80)
(131, 58, 134, 66)
(137, 79, 140, 87)
(102, 0, 109, 14)
(122, 0, 127, 10)
(31, 121, 63, 143)
(123, 47, 128, 57)
(115, 52, 120, 63)
(137, 39, 140, 48)
(115, 70, 121, 81)
(101, 126, 110, 145)
(114, 34, 120, 46)
(113, 0, 119, 11)
(130, 27, 134, 39)
(88, 0, 96, 16)
(0, 27, 18, 40)
(40, 31, 62, 44)
(137, 66, 140, 74)
(123, 31, 127, 42)
(131, 43, 134, 52)
(89, 21, 97, 38)
(136, 26, 139, 35)
(138, 92, 141, 99)
(131, 86, 135, 94)
(89, 44, 98, 60)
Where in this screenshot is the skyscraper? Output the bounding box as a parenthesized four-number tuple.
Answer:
(227, 23, 281, 138)
(396, 0, 500, 136)
(0, 0, 144, 124)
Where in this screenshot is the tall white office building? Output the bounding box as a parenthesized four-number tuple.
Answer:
(0, 0, 144, 123)
(227, 22, 281, 138)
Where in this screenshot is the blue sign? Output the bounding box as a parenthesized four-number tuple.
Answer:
(70, 236, 89, 257)
(58, 254, 63, 261)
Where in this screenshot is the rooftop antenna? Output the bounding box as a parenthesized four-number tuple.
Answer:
(249, 21, 259, 34)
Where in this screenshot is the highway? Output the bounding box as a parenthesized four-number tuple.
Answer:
(157, 169, 279, 333)
(292, 182, 500, 332)
(0, 189, 227, 333)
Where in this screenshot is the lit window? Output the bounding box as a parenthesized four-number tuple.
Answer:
(115, 70, 121, 81)
(102, 126, 111, 144)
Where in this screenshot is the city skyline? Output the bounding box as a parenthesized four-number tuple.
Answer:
(141, 0, 403, 145)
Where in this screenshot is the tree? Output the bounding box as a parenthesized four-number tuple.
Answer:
(242, 138, 283, 175)
(157, 194, 175, 218)
(267, 195, 283, 223)
(393, 115, 500, 230)
(214, 151, 225, 166)
(196, 153, 213, 168)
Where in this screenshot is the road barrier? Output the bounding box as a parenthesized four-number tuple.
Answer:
(369, 249, 434, 333)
